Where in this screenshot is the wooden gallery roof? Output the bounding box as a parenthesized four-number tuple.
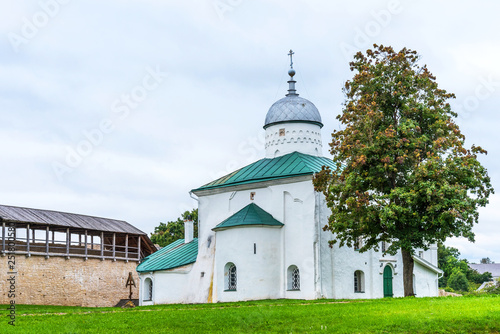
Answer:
(0, 204, 156, 256)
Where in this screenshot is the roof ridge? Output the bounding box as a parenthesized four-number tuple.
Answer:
(0, 204, 127, 223)
(212, 203, 283, 231)
(192, 151, 337, 193)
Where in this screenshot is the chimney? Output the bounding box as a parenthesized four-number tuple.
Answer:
(184, 215, 194, 243)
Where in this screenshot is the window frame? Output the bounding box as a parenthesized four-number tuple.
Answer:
(225, 263, 237, 291)
(354, 270, 365, 293)
(354, 236, 363, 251)
(287, 265, 301, 291)
(143, 277, 153, 301)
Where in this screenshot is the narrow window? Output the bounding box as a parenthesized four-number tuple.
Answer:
(419, 251, 424, 258)
(287, 265, 300, 290)
(225, 263, 237, 291)
(143, 278, 153, 301)
(354, 270, 364, 293)
(381, 241, 386, 253)
(253, 243, 256, 254)
(354, 237, 363, 251)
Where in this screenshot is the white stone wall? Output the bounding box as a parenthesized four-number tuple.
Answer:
(265, 122, 322, 158)
(315, 194, 439, 299)
(214, 226, 282, 302)
(203, 180, 319, 302)
(413, 261, 440, 297)
(139, 177, 441, 304)
(139, 264, 195, 305)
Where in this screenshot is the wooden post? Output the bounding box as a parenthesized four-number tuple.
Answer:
(100, 232, 104, 260)
(26, 224, 30, 255)
(66, 228, 70, 256)
(91, 235, 94, 250)
(32, 228, 36, 243)
(137, 236, 141, 260)
(84, 230, 88, 259)
(112, 233, 116, 260)
(125, 234, 128, 260)
(52, 230, 55, 244)
(46, 226, 49, 256)
(2, 222, 5, 253)
(79, 234, 82, 247)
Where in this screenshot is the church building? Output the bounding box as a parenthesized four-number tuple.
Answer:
(136, 54, 443, 305)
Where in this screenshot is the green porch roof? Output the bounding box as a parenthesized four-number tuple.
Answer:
(192, 151, 336, 192)
(136, 238, 198, 273)
(212, 203, 283, 231)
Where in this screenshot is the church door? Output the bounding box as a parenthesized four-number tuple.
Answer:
(383, 265, 393, 297)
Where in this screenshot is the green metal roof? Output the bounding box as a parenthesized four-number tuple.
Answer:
(212, 203, 283, 231)
(136, 238, 198, 273)
(192, 151, 336, 192)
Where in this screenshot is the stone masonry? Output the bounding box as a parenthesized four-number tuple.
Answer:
(0, 254, 140, 307)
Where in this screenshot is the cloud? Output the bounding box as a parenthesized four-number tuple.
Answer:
(1, 0, 499, 261)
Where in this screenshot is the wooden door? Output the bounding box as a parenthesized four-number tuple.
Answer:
(383, 265, 393, 297)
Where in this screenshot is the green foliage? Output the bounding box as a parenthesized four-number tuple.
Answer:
(437, 243, 492, 288)
(150, 209, 198, 247)
(467, 268, 493, 285)
(6, 296, 500, 333)
(314, 44, 494, 296)
(480, 257, 493, 264)
(447, 268, 469, 292)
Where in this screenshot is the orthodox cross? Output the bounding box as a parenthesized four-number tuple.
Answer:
(288, 49, 295, 69)
(125, 272, 136, 300)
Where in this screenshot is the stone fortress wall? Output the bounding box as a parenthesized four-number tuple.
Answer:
(0, 254, 139, 307)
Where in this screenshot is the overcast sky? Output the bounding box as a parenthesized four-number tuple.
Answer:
(1, 0, 499, 263)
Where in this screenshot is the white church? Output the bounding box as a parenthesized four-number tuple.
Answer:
(136, 54, 443, 305)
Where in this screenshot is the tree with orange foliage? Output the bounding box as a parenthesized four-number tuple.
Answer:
(314, 44, 493, 297)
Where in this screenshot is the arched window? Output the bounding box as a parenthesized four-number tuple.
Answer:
(354, 270, 364, 293)
(225, 263, 237, 291)
(143, 278, 153, 301)
(287, 265, 300, 291)
(354, 237, 363, 251)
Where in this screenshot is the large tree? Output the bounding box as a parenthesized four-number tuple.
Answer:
(314, 44, 493, 297)
(150, 209, 198, 247)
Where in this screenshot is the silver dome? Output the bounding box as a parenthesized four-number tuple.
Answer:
(264, 94, 323, 129)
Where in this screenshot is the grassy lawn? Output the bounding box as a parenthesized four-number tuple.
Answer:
(2, 295, 500, 333)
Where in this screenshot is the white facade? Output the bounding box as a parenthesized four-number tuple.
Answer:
(137, 66, 442, 305)
(265, 122, 322, 158)
(138, 178, 441, 305)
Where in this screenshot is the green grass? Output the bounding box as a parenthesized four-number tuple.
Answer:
(2, 295, 500, 333)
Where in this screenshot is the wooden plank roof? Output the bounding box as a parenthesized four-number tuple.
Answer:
(0, 204, 145, 235)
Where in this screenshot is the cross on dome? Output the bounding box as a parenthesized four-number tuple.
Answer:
(288, 49, 296, 78)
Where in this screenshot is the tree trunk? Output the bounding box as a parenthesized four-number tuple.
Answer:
(401, 248, 415, 297)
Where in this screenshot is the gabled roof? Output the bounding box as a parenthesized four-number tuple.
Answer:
(136, 238, 198, 273)
(0, 204, 145, 235)
(469, 263, 500, 277)
(192, 151, 337, 192)
(212, 203, 283, 231)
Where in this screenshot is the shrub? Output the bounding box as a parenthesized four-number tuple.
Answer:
(483, 278, 500, 294)
(448, 269, 469, 292)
